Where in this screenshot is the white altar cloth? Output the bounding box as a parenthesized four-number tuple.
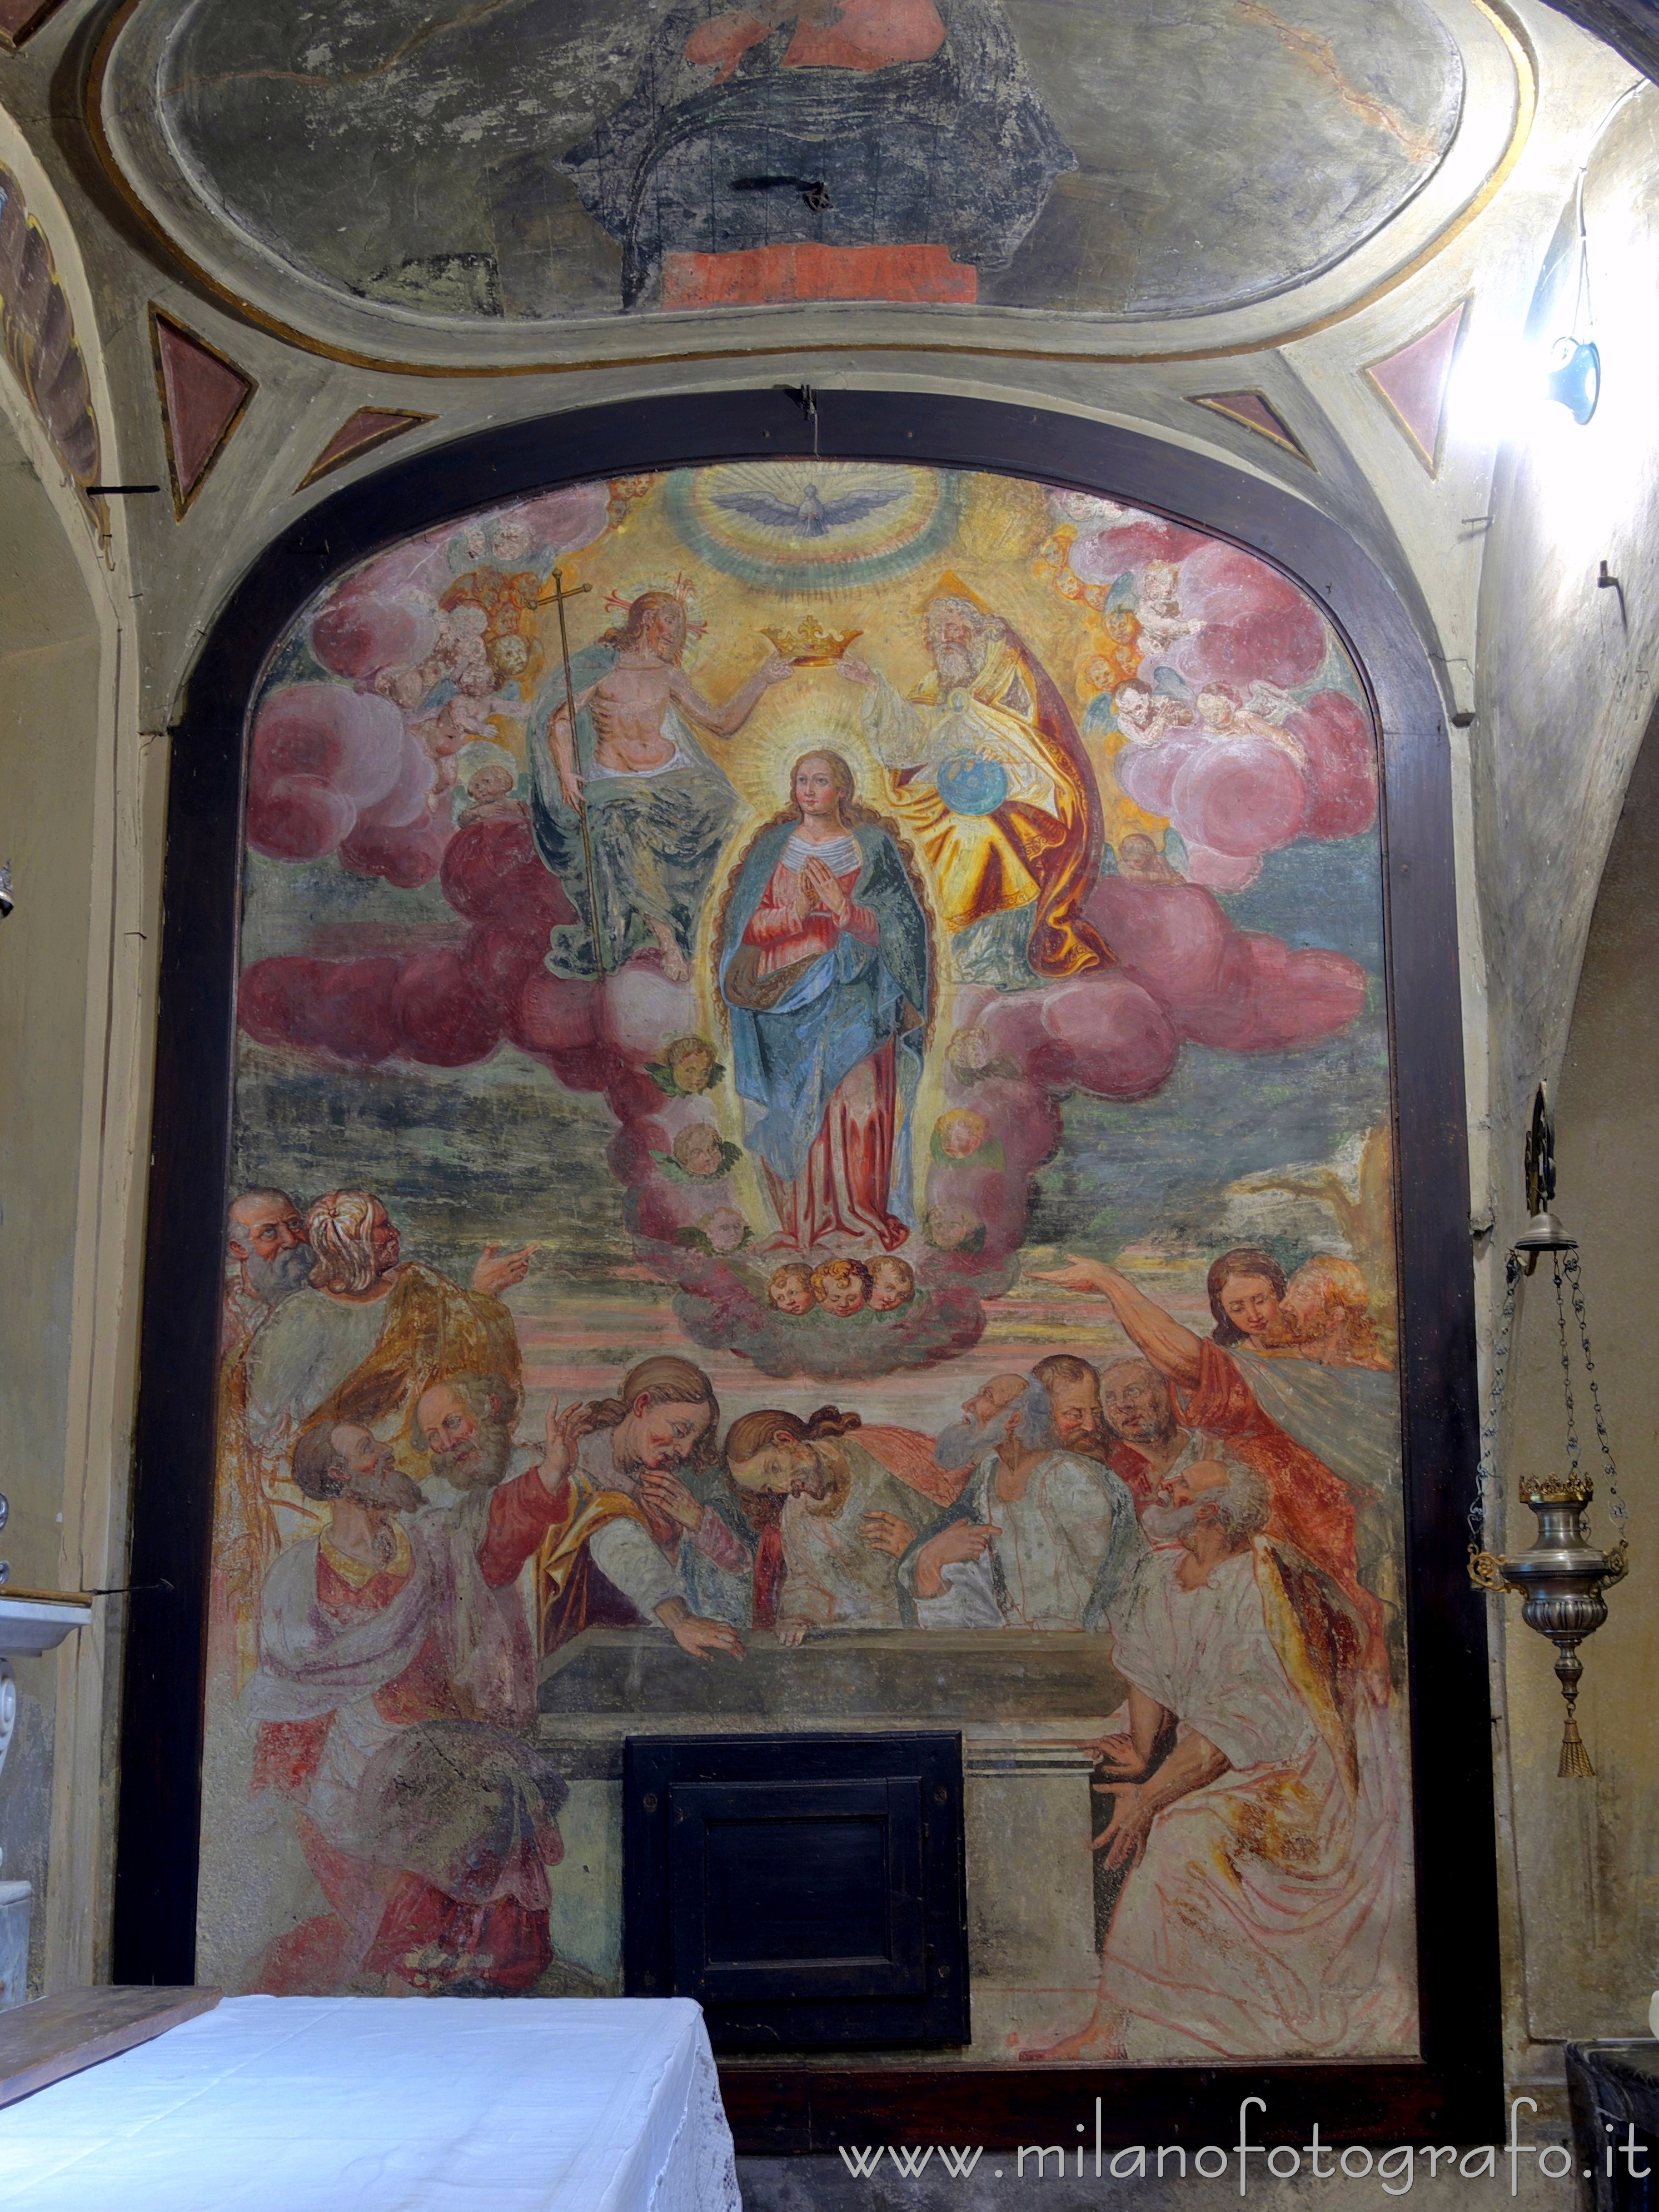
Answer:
(0, 1995, 740, 2212)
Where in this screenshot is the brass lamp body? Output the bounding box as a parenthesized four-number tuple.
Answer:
(1471, 1480, 1628, 1777)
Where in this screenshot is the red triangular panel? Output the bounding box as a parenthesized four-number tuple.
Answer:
(297, 409, 432, 490)
(1364, 302, 1468, 475)
(151, 309, 255, 516)
(0, 0, 70, 51)
(1188, 391, 1312, 464)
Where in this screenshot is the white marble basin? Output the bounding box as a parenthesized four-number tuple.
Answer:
(0, 1592, 93, 1657)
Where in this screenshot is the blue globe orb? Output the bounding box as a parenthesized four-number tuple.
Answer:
(936, 750, 1009, 817)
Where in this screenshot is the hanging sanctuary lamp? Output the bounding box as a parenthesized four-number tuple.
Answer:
(1469, 1086, 1630, 1776)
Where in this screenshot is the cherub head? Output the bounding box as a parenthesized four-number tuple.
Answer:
(490, 518, 532, 565)
(445, 601, 490, 643)
(811, 1257, 871, 1317)
(936, 1108, 989, 1160)
(704, 1206, 748, 1255)
(672, 1121, 726, 1180)
(1113, 678, 1157, 740)
(926, 1205, 983, 1252)
(664, 1036, 718, 1093)
(947, 1025, 994, 1077)
(375, 665, 428, 711)
(1196, 684, 1240, 734)
(866, 1256, 915, 1313)
(466, 763, 516, 807)
(487, 632, 531, 684)
(1142, 560, 1181, 613)
(455, 658, 499, 701)
(424, 697, 485, 756)
(768, 1262, 817, 1317)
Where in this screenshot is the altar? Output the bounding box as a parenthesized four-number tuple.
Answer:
(0, 1995, 739, 2211)
(538, 1628, 1126, 2059)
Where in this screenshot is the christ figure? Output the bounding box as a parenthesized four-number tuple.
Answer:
(529, 590, 793, 980)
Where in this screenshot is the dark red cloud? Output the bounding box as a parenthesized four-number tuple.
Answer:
(1290, 690, 1378, 839)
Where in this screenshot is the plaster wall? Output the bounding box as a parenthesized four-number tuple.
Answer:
(0, 101, 160, 1997)
(0, 413, 98, 1996)
(1457, 79, 1659, 2100)
(1499, 700, 1659, 2060)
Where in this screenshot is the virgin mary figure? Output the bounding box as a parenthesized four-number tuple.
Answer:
(718, 751, 931, 1253)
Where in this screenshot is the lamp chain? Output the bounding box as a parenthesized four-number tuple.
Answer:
(1563, 1250, 1628, 1541)
(1553, 1260, 1583, 1484)
(1471, 1251, 1521, 1552)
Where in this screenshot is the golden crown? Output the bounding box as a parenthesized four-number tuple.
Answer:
(761, 617, 863, 665)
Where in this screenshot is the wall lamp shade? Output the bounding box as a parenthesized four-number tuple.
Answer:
(1546, 336, 1601, 425)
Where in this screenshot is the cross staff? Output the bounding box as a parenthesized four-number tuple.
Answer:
(537, 566, 607, 975)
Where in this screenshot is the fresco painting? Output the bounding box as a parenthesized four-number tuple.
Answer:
(151, 0, 1464, 321)
(200, 460, 1416, 2063)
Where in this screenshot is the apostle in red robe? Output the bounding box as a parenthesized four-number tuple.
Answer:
(1034, 1255, 1388, 1689)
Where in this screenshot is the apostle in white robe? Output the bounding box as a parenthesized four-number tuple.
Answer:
(1032, 1458, 1413, 2062)
(898, 1375, 1144, 1631)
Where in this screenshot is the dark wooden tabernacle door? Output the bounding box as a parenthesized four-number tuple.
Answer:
(625, 1732, 969, 2050)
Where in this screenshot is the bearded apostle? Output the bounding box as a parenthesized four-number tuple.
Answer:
(899, 1370, 1144, 1632)
(1032, 1459, 1412, 2061)
(840, 578, 1108, 987)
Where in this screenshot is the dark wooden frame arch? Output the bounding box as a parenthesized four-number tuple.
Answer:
(114, 386, 1497, 2152)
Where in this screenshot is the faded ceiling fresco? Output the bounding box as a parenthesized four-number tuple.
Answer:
(151, 0, 1464, 321)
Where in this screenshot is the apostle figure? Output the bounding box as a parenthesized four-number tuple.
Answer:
(533, 1355, 748, 1662)
(840, 577, 1108, 987)
(243, 1411, 571, 1996)
(898, 1370, 1144, 1631)
(726, 1405, 936, 1642)
(718, 750, 931, 1253)
(528, 589, 793, 981)
(243, 1191, 527, 1484)
(213, 1186, 316, 1689)
(222, 1186, 313, 1351)
(1033, 1250, 1389, 1686)
(1032, 1460, 1412, 2061)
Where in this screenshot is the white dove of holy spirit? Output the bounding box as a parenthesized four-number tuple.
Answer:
(712, 476, 905, 539)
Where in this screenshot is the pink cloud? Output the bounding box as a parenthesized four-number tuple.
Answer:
(1171, 544, 1328, 690)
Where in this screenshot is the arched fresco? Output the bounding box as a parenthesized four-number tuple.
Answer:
(201, 460, 1416, 2063)
(145, 0, 1463, 321)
